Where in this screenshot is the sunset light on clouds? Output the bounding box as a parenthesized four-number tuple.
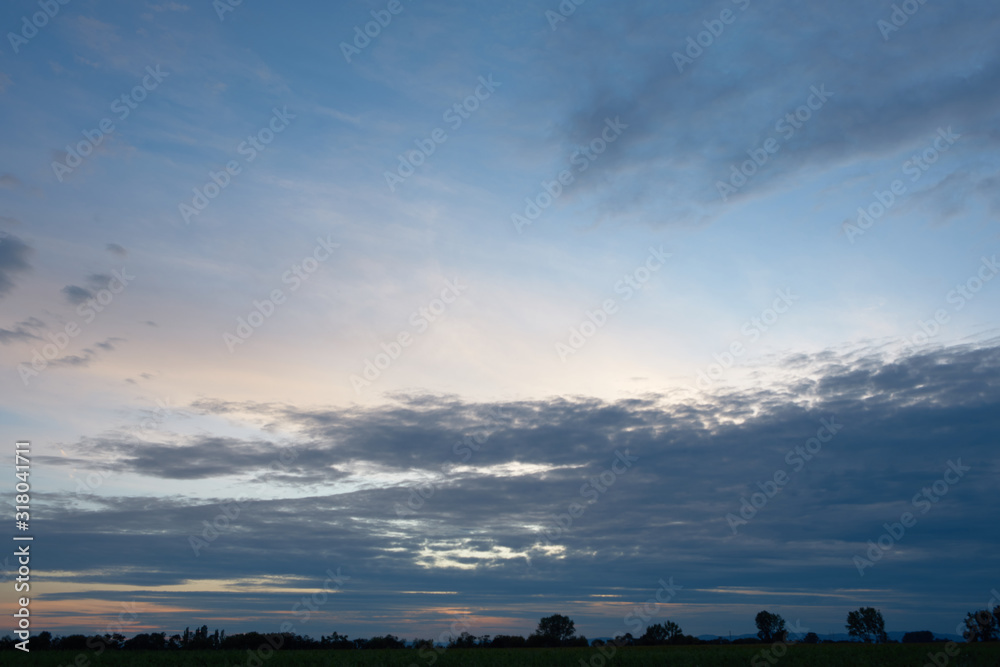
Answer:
(1, 0, 999, 647)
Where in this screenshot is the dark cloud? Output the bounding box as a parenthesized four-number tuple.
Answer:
(61, 274, 121, 305)
(511, 0, 1000, 226)
(0, 233, 32, 297)
(49, 350, 98, 367)
(106, 243, 127, 256)
(95, 336, 125, 351)
(61, 285, 94, 305)
(44, 337, 126, 368)
(0, 316, 44, 344)
(50, 430, 344, 482)
(86, 273, 114, 289)
(33, 340, 1000, 636)
(0, 173, 21, 189)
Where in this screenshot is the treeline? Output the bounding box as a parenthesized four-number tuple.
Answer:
(0, 628, 774, 652)
(4, 605, 999, 651)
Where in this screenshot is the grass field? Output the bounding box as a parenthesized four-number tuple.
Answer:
(6, 644, 1000, 667)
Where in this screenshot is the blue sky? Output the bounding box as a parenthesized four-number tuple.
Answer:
(1, 0, 999, 641)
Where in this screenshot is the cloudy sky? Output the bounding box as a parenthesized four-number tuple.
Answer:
(1, 0, 999, 642)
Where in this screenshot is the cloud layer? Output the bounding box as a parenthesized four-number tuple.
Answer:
(31, 340, 1000, 637)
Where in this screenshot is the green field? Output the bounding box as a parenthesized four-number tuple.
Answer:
(7, 644, 1000, 667)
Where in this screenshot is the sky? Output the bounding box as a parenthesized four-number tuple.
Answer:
(1, 0, 999, 643)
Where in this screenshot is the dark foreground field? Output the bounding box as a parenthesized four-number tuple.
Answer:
(8, 644, 1000, 667)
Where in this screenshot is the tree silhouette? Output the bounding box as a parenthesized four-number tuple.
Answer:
(123, 632, 168, 651)
(639, 621, 683, 645)
(364, 634, 405, 649)
(447, 631, 478, 649)
(532, 614, 576, 646)
(755, 611, 787, 643)
(846, 607, 887, 643)
(12, 603, 995, 653)
(489, 634, 527, 648)
(962, 608, 998, 642)
(322, 632, 352, 649)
